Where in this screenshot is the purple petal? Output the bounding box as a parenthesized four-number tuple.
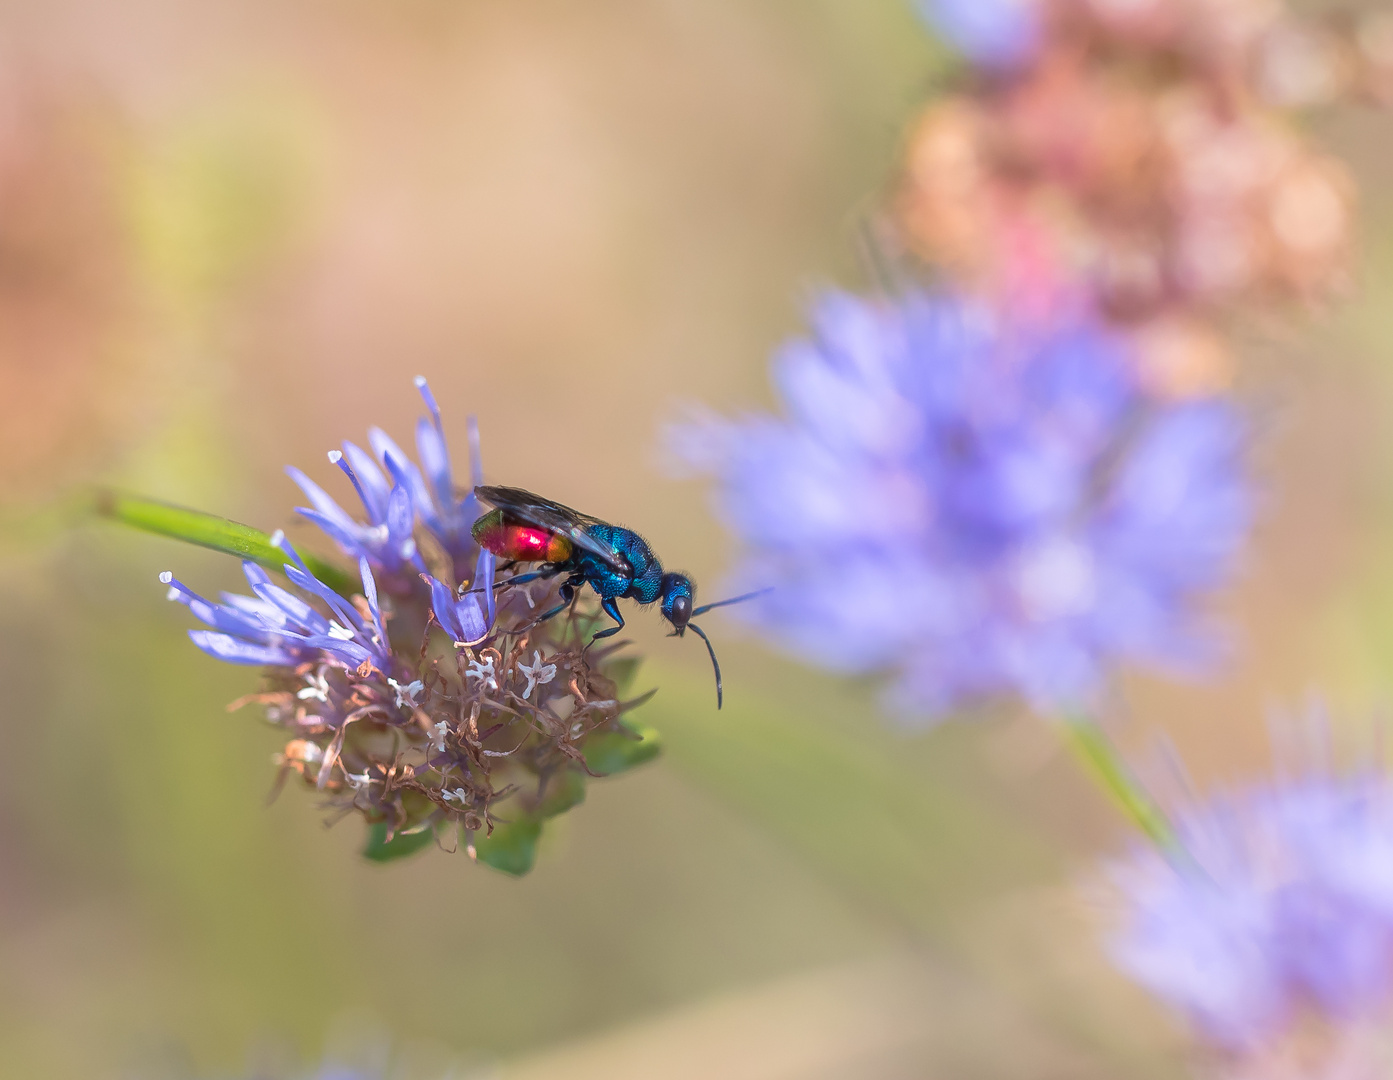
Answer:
(282, 563, 365, 636)
(424, 573, 465, 641)
(219, 592, 295, 632)
(242, 561, 274, 590)
(164, 575, 273, 640)
(358, 556, 388, 648)
(415, 374, 444, 429)
(191, 598, 272, 639)
(385, 483, 415, 553)
(467, 415, 483, 488)
(367, 426, 435, 522)
(299, 635, 375, 669)
(453, 594, 489, 645)
(474, 546, 496, 625)
(341, 440, 390, 521)
(250, 580, 331, 635)
(285, 467, 360, 534)
(188, 630, 298, 666)
(415, 416, 455, 525)
(292, 508, 375, 562)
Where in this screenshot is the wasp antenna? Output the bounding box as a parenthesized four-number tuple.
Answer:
(691, 587, 772, 618)
(686, 621, 722, 709)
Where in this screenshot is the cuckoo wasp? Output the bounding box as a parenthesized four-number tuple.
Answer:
(471, 485, 764, 708)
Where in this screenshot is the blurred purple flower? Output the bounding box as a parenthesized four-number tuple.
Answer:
(670, 289, 1251, 720)
(914, 0, 1040, 69)
(1110, 772, 1393, 1049)
(286, 376, 485, 581)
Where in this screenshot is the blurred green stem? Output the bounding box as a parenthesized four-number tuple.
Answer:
(94, 488, 358, 596)
(1060, 716, 1177, 852)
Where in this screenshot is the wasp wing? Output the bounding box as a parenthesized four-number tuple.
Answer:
(474, 485, 632, 575)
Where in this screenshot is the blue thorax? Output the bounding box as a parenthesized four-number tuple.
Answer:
(578, 523, 664, 604)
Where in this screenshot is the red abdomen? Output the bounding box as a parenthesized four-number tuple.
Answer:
(472, 509, 573, 563)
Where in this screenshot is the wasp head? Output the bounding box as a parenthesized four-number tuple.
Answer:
(660, 572, 694, 633)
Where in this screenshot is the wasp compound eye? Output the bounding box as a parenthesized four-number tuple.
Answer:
(669, 592, 692, 628)
(659, 572, 693, 631)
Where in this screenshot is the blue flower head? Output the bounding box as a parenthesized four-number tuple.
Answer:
(1109, 768, 1393, 1050)
(671, 290, 1251, 721)
(150, 379, 655, 874)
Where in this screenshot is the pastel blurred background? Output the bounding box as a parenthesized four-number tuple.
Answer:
(2, 1, 1392, 1076)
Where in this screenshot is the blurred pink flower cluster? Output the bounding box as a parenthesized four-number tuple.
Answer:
(900, 0, 1391, 397)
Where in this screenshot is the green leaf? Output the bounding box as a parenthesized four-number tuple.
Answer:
(583, 717, 662, 776)
(95, 489, 358, 596)
(532, 769, 586, 820)
(604, 657, 643, 696)
(362, 820, 438, 863)
(473, 819, 542, 876)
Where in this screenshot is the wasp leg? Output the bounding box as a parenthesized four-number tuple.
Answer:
(529, 580, 578, 626)
(466, 566, 560, 594)
(589, 597, 625, 642)
(496, 569, 552, 588)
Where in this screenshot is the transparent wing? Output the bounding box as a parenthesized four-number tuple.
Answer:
(474, 485, 631, 574)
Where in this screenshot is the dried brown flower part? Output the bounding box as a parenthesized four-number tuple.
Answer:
(256, 575, 657, 873)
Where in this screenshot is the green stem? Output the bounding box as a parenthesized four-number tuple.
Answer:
(94, 488, 359, 598)
(1060, 716, 1177, 852)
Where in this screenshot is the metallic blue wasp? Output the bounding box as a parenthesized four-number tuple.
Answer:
(471, 485, 763, 708)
